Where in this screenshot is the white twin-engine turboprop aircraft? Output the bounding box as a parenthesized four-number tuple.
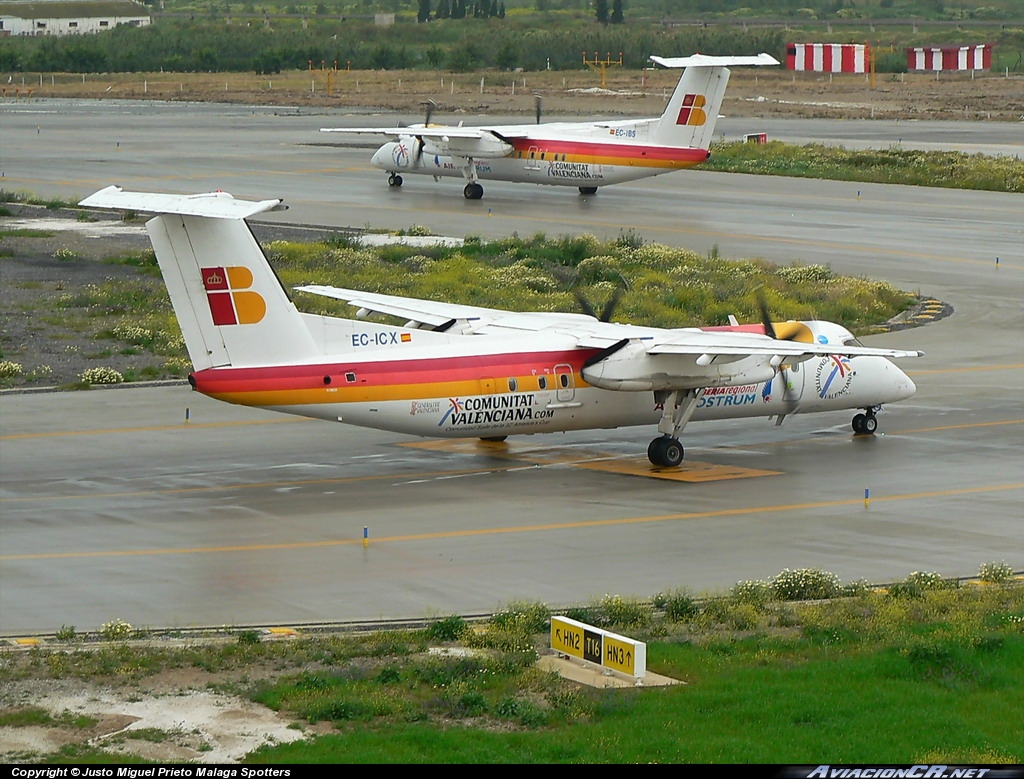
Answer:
(320, 53, 779, 200)
(80, 186, 922, 468)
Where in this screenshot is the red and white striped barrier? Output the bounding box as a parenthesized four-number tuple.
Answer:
(907, 45, 992, 71)
(786, 43, 870, 73)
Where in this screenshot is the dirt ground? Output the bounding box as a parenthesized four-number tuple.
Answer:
(0, 71, 1017, 763)
(9, 67, 1024, 121)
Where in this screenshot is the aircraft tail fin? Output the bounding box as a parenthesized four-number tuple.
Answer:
(79, 186, 320, 371)
(648, 53, 779, 149)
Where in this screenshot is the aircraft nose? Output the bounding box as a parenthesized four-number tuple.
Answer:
(370, 146, 388, 167)
(889, 362, 917, 401)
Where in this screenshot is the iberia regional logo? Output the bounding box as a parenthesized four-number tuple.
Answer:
(201, 266, 266, 326)
(676, 93, 707, 126)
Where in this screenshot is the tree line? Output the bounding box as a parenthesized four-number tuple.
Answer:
(0, 18, 788, 73)
(1, 13, 1018, 74)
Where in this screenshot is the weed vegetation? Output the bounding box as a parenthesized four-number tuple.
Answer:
(0, 225, 918, 389)
(708, 142, 1024, 193)
(3, 568, 1020, 763)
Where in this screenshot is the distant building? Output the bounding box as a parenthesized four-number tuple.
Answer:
(0, 1, 151, 37)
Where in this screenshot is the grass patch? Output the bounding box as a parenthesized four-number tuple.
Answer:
(7, 578, 1019, 764)
(0, 707, 97, 729)
(706, 141, 1024, 194)
(2, 232, 920, 387)
(0, 228, 55, 239)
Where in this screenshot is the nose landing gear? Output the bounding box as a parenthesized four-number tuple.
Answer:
(387, 173, 403, 188)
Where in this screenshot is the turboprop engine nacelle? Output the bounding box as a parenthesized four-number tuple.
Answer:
(582, 344, 779, 392)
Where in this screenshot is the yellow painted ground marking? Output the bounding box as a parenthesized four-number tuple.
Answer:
(897, 419, 1023, 435)
(4, 483, 1019, 562)
(579, 458, 782, 482)
(406, 440, 778, 480)
(403, 439, 618, 466)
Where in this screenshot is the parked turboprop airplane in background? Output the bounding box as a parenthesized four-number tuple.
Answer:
(79, 186, 921, 467)
(320, 53, 779, 200)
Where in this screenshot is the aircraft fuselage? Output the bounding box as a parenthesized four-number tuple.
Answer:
(190, 340, 915, 440)
(369, 129, 710, 189)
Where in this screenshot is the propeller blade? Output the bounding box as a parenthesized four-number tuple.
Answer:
(573, 290, 599, 319)
(599, 284, 625, 322)
(422, 98, 436, 127)
(757, 292, 778, 340)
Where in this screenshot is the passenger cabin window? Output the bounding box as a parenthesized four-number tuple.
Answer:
(559, 373, 570, 388)
(538, 376, 548, 390)
(508, 378, 518, 392)
(345, 372, 356, 383)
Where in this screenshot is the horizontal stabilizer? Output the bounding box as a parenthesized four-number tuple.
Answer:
(78, 185, 288, 220)
(649, 53, 780, 69)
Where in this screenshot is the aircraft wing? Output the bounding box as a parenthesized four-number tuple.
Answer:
(320, 126, 514, 158)
(645, 333, 923, 361)
(294, 285, 922, 361)
(297, 285, 494, 329)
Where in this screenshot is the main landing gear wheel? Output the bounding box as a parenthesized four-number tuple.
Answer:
(387, 173, 403, 188)
(464, 182, 484, 200)
(578, 186, 598, 195)
(648, 436, 684, 467)
(852, 412, 878, 435)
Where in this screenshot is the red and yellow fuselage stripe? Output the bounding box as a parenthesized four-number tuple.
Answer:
(509, 139, 708, 170)
(192, 348, 602, 408)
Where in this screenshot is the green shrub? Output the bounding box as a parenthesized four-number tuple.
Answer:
(490, 600, 551, 634)
(979, 561, 1014, 584)
(427, 615, 468, 642)
(731, 579, 771, 606)
(79, 367, 124, 385)
(0, 360, 24, 378)
(889, 571, 959, 598)
(236, 630, 261, 645)
(596, 594, 652, 629)
(54, 624, 78, 643)
(99, 619, 132, 642)
(652, 588, 698, 621)
(770, 568, 842, 601)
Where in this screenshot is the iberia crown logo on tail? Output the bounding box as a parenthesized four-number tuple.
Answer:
(201, 266, 266, 325)
(676, 94, 707, 126)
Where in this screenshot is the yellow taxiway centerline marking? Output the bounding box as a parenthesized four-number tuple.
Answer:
(2, 483, 1021, 562)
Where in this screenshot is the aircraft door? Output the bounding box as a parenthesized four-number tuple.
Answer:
(554, 363, 575, 402)
(781, 360, 806, 405)
(525, 146, 543, 171)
